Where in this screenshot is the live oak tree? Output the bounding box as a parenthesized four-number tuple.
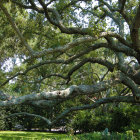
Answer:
(0, 0, 140, 127)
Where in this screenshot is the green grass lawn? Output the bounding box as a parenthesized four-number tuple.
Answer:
(0, 131, 69, 140)
(0, 131, 139, 140)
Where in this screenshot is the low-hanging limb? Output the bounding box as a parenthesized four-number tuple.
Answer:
(6, 112, 51, 125)
(51, 96, 140, 126)
(5, 96, 140, 127)
(0, 78, 121, 107)
(0, 90, 64, 108)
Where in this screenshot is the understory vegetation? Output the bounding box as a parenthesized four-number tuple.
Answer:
(0, 102, 140, 136)
(0, 0, 140, 139)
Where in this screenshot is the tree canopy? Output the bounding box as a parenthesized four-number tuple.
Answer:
(0, 0, 140, 127)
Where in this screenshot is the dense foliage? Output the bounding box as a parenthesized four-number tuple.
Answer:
(0, 0, 140, 132)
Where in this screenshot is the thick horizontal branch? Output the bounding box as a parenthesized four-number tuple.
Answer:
(0, 90, 63, 108)
(5, 96, 140, 126)
(0, 78, 120, 107)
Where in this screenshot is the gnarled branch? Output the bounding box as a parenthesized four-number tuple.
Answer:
(5, 96, 140, 126)
(0, 78, 121, 107)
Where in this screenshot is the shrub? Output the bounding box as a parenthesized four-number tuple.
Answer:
(110, 108, 131, 132)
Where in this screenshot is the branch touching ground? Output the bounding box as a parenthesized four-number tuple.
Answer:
(5, 96, 140, 126)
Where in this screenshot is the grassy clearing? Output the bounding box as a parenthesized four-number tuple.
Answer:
(0, 131, 68, 140)
(0, 131, 139, 140)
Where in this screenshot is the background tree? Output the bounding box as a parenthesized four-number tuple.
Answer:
(0, 0, 140, 129)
